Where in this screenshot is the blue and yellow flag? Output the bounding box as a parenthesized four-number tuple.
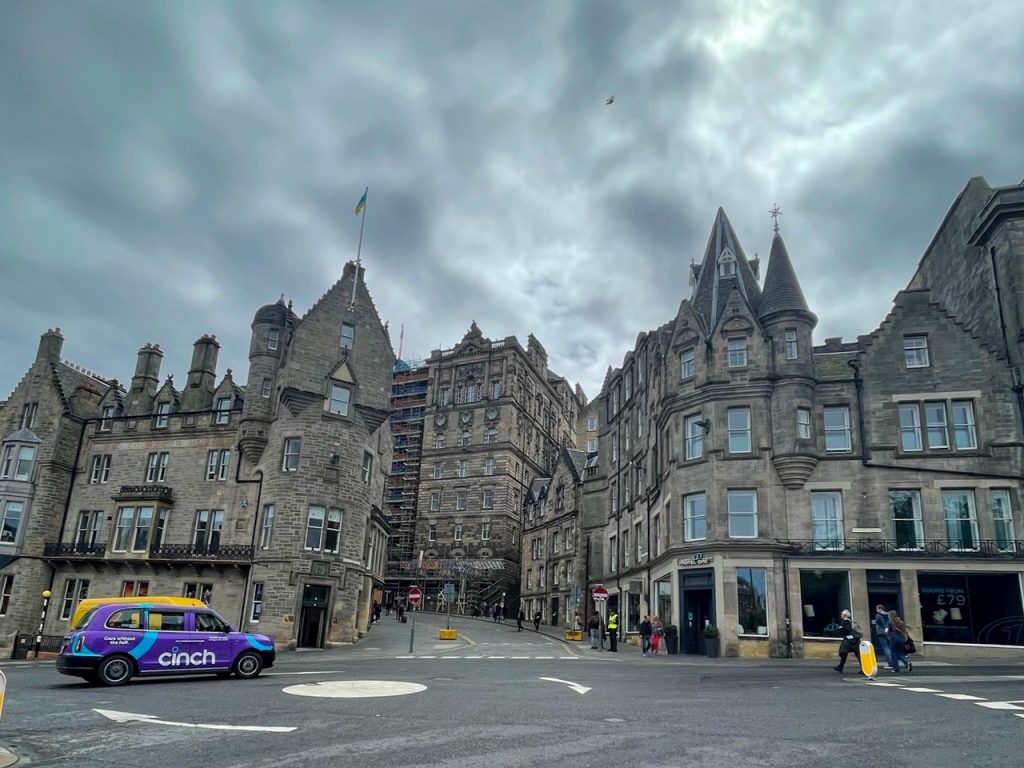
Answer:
(355, 188, 367, 216)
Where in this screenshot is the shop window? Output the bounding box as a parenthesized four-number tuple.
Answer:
(736, 567, 768, 636)
(799, 570, 851, 638)
(918, 572, 1024, 646)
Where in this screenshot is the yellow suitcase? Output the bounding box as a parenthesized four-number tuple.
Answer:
(859, 639, 878, 678)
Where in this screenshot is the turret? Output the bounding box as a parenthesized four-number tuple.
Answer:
(758, 230, 818, 378)
(240, 296, 291, 463)
(181, 334, 220, 411)
(125, 343, 163, 414)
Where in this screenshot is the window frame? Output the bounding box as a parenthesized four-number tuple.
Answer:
(736, 567, 769, 637)
(684, 493, 707, 542)
(823, 406, 852, 453)
(681, 348, 696, 380)
(193, 509, 225, 550)
(268, 328, 280, 352)
(1, 501, 24, 545)
(685, 414, 704, 460)
(214, 397, 232, 425)
(727, 407, 752, 454)
(329, 384, 352, 417)
(990, 490, 1016, 553)
(259, 504, 276, 550)
(904, 335, 930, 368)
(727, 338, 748, 368)
(890, 490, 924, 551)
(0, 574, 14, 616)
(942, 489, 980, 552)
(797, 407, 812, 440)
(784, 329, 798, 360)
(812, 491, 845, 551)
(952, 400, 977, 450)
(341, 322, 355, 350)
(899, 403, 923, 452)
(154, 402, 171, 429)
(925, 402, 949, 450)
(727, 490, 758, 539)
(361, 452, 373, 484)
(282, 437, 301, 472)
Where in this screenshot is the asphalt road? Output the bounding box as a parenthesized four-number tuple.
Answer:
(2, 613, 1023, 767)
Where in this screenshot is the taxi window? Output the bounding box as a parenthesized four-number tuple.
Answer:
(106, 609, 143, 630)
(148, 611, 186, 631)
(193, 611, 229, 633)
(76, 606, 101, 629)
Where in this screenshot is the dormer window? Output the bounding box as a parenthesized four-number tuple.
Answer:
(154, 402, 171, 429)
(99, 405, 116, 432)
(719, 250, 737, 277)
(329, 384, 351, 416)
(1, 445, 35, 482)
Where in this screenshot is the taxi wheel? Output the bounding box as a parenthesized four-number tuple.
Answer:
(97, 654, 134, 686)
(233, 651, 263, 679)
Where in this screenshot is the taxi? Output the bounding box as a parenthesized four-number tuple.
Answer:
(57, 601, 275, 686)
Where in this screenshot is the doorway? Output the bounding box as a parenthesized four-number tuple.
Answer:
(550, 595, 560, 627)
(867, 569, 903, 646)
(298, 583, 331, 648)
(683, 588, 714, 654)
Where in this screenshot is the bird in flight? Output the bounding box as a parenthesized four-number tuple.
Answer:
(606, 95, 614, 105)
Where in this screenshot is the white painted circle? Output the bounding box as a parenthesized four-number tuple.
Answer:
(282, 680, 427, 699)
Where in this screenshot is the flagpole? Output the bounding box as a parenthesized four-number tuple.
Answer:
(351, 186, 368, 310)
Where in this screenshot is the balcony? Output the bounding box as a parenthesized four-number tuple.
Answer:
(787, 539, 1024, 559)
(149, 544, 254, 562)
(44, 542, 106, 558)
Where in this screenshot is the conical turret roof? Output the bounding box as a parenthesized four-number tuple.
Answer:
(759, 232, 816, 324)
(691, 208, 762, 331)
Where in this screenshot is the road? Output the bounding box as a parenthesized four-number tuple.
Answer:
(1, 613, 1022, 767)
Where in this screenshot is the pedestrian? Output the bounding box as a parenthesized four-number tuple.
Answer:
(873, 604, 893, 669)
(572, 612, 582, 632)
(533, 610, 541, 631)
(832, 609, 862, 674)
(886, 610, 913, 673)
(640, 615, 653, 655)
(587, 613, 600, 649)
(517, 608, 525, 632)
(493, 603, 501, 623)
(607, 610, 619, 652)
(651, 615, 662, 654)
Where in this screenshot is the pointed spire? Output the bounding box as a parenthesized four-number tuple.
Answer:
(691, 208, 762, 331)
(759, 232, 815, 323)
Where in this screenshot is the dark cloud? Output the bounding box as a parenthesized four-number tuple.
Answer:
(1, 0, 1022, 403)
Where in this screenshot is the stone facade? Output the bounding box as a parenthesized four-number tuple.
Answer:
(584, 206, 1024, 659)
(0, 262, 394, 651)
(407, 323, 582, 613)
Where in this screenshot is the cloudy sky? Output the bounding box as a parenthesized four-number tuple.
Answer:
(1, 1, 1022, 403)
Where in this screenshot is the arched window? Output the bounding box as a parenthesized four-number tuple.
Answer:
(719, 249, 737, 277)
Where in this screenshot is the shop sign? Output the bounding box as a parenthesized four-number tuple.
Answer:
(677, 552, 714, 567)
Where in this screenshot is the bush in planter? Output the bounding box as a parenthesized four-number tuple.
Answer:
(703, 625, 721, 658)
(663, 624, 679, 655)
(702, 625, 719, 639)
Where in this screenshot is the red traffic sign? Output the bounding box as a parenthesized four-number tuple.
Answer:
(592, 586, 609, 603)
(408, 587, 423, 605)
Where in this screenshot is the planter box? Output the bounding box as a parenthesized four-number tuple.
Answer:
(564, 630, 585, 641)
(704, 638, 721, 658)
(439, 629, 458, 640)
(665, 636, 679, 655)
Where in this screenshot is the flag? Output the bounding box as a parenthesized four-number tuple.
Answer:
(355, 188, 367, 216)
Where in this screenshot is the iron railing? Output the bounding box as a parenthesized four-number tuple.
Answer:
(43, 542, 105, 558)
(149, 544, 254, 561)
(786, 538, 1023, 558)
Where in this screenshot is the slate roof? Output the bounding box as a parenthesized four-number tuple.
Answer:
(528, 477, 551, 503)
(691, 208, 762, 331)
(759, 232, 814, 321)
(566, 448, 587, 481)
(3, 427, 40, 444)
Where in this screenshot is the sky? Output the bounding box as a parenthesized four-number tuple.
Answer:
(2, 1, 1022, 404)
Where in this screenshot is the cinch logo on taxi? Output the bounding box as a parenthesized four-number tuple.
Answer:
(157, 649, 217, 667)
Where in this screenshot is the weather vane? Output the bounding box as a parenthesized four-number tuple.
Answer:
(769, 203, 782, 233)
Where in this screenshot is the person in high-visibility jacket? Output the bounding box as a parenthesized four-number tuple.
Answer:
(607, 611, 619, 652)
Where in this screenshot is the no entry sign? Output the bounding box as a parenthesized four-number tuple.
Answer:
(592, 586, 609, 603)
(408, 586, 423, 606)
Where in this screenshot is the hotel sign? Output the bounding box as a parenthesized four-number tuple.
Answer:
(677, 552, 714, 567)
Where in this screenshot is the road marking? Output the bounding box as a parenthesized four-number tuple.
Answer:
(936, 693, 987, 701)
(441, 656, 461, 659)
(976, 702, 1024, 710)
(263, 671, 340, 677)
(864, 681, 904, 687)
(560, 656, 579, 660)
(510, 656, 530, 660)
(488, 656, 507, 659)
(464, 655, 484, 659)
(539, 677, 591, 695)
(901, 687, 944, 693)
(605, 717, 625, 723)
(282, 680, 427, 699)
(94, 709, 295, 733)
(395, 655, 415, 659)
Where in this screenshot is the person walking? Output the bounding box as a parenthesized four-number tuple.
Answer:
(533, 610, 542, 631)
(886, 610, 913, 673)
(607, 610, 619, 652)
(832, 609, 862, 674)
(873, 604, 893, 669)
(517, 608, 525, 632)
(640, 615, 653, 656)
(587, 613, 601, 649)
(651, 616, 663, 654)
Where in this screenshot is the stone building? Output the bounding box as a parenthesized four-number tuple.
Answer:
(0, 261, 394, 651)
(403, 323, 583, 615)
(584, 205, 1024, 660)
(520, 446, 589, 627)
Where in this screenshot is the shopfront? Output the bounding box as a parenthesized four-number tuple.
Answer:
(918, 572, 1024, 647)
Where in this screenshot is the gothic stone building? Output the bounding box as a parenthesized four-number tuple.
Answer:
(404, 324, 583, 614)
(584, 205, 1024, 660)
(0, 262, 394, 651)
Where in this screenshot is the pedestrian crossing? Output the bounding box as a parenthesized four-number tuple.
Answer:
(395, 655, 580, 660)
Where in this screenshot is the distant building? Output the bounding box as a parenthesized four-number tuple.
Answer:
(401, 323, 584, 615)
(585, 196, 1024, 660)
(0, 262, 394, 650)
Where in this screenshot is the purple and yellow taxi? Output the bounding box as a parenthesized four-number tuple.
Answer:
(57, 602, 275, 686)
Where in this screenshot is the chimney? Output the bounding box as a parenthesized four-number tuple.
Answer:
(126, 343, 163, 414)
(36, 328, 64, 365)
(182, 334, 220, 411)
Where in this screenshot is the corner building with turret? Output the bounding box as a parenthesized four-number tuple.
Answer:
(0, 262, 393, 652)
(585, 201, 1024, 661)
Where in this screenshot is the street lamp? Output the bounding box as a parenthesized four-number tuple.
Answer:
(32, 590, 52, 660)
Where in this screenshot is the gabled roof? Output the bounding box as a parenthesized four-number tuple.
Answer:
(3, 427, 40, 444)
(528, 477, 551, 503)
(759, 232, 815, 323)
(691, 208, 762, 331)
(565, 448, 587, 481)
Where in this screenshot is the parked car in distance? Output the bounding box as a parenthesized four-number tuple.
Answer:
(70, 596, 208, 629)
(57, 602, 275, 686)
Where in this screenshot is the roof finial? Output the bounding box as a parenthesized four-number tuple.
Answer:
(769, 203, 782, 234)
